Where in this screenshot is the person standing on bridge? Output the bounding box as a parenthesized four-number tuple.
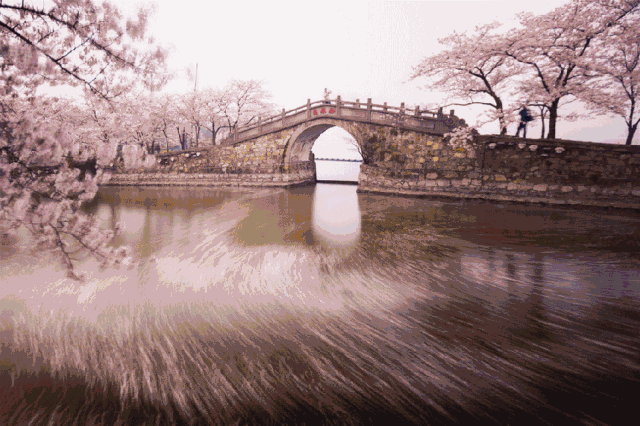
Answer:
(323, 88, 332, 105)
(515, 106, 533, 138)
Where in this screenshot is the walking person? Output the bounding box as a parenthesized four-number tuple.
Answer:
(516, 106, 533, 138)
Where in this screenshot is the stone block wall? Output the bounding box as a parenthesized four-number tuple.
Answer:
(213, 129, 293, 171)
(105, 128, 314, 187)
(482, 138, 640, 184)
(358, 135, 640, 210)
(149, 128, 294, 174)
(355, 125, 472, 172)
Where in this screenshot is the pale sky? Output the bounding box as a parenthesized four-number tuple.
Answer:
(113, 0, 636, 144)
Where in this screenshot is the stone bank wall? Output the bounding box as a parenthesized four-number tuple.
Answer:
(358, 135, 640, 210)
(107, 168, 315, 188)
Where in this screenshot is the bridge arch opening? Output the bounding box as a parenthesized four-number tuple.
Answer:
(312, 127, 362, 182)
(283, 120, 363, 183)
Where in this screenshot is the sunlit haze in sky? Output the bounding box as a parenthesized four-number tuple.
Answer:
(111, 0, 637, 146)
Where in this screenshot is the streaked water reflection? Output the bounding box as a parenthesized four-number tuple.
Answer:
(312, 183, 361, 249)
(1, 185, 639, 425)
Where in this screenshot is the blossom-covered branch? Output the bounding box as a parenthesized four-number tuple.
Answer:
(1, 1, 166, 279)
(0, 0, 168, 99)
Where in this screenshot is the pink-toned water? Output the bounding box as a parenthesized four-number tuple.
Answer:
(1, 183, 639, 425)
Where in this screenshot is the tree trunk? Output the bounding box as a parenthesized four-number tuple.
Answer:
(499, 113, 507, 135)
(177, 127, 187, 150)
(546, 99, 560, 139)
(211, 122, 216, 145)
(626, 103, 638, 145)
(494, 99, 507, 135)
(626, 122, 638, 145)
(162, 120, 170, 151)
(162, 128, 169, 151)
(536, 106, 546, 139)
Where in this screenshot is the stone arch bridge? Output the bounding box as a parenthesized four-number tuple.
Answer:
(217, 97, 465, 170)
(115, 97, 467, 189)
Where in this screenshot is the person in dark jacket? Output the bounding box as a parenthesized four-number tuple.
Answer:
(516, 107, 533, 138)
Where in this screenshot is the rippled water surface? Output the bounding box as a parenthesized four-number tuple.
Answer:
(1, 183, 640, 425)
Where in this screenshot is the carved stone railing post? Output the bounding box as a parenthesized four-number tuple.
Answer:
(307, 99, 311, 119)
(355, 99, 360, 108)
(366, 98, 372, 121)
(234, 125, 238, 143)
(258, 117, 263, 135)
(415, 105, 420, 117)
(436, 108, 445, 132)
(336, 95, 341, 116)
(281, 108, 285, 128)
(383, 102, 388, 112)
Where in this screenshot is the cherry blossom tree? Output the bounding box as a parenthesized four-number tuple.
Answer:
(125, 93, 176, 153)
(155, 94, 180, 151)
(411, 22, 523, 135)
(120, 92, 181, 152)
(171, 80, 275, 145)
(412, 0, 640, 141)
(503, 0, 639, 139)
(1, 0, 167, 279)
(176, 91, 207, 148)
(214, 79, 276, 141)
(578, 14, 640, 145)
(199, 88, 227, 146)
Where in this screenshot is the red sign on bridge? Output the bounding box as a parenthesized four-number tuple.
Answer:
(313, 107, 336, 115)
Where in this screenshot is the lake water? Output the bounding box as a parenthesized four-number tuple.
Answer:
(1, 183, 640, 425)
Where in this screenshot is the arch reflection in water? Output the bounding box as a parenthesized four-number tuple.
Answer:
(311, 183, 361, 249)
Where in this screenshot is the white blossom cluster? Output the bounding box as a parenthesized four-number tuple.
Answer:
(444, 126, 476, 151)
